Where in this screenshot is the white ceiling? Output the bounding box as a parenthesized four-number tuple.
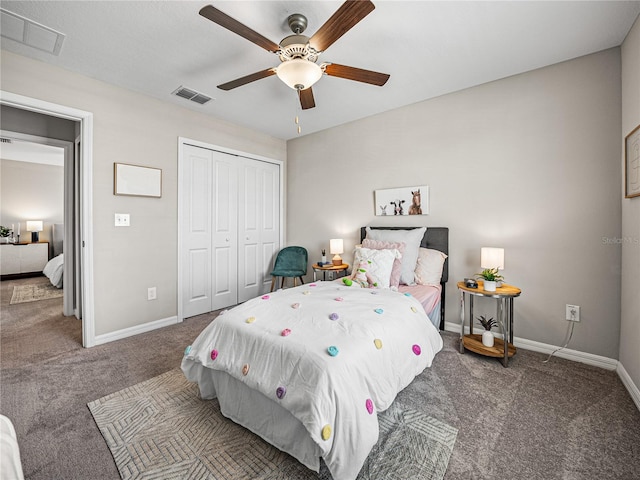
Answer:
(1, 1, 639, 141)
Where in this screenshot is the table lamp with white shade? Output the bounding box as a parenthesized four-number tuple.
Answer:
(481, 247, 505, 288)
(330, 238, 344, 266)
(27, 221, 43, 243)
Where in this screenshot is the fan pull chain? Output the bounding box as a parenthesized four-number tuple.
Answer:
(295, 89, 302, 135)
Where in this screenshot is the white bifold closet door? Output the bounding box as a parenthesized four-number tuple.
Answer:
(181, 144, 280, 318)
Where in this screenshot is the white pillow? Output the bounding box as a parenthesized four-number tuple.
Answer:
(361, 239, 405, 288)
(414, 248, 448, 286)
(365, 227, 426, 285)
(352, 247, 401, 288)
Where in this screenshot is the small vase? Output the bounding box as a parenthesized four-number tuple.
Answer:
(483, 280, 496, 292)
(482, 330, 495, 347)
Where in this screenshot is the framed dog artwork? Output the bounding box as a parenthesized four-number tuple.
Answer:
(374, 186, 429, 216)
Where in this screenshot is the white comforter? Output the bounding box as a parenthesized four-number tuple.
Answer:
(43, 254, 63, 288)
(181, 281, 443, 480)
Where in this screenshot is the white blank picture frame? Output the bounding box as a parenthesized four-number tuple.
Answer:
(114, 163, 162, 198)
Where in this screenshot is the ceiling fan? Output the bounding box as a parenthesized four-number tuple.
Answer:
(199, 0, 390, 110)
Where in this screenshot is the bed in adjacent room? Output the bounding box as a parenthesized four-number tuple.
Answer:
(182, 226, 448, 480)
(42, 223, 64, 288)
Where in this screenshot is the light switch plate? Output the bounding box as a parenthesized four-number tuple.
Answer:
(115, 213, 130, 227)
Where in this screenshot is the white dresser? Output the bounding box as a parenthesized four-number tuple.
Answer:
(0, 243, 49, 276)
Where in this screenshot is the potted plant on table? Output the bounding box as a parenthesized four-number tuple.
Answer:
(477, 315, 498, 347)
(0, 226, 11, 243)
(475, 267, 504, 292)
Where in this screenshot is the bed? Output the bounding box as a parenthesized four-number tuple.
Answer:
(42, 223, 64, 288)
(361, 226, 449, 330)
(182, 226, 449, 480)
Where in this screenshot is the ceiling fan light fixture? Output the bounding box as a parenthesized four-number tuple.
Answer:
(276, 59, 322, 90)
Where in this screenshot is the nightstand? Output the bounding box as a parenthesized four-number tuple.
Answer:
(457, 281, 521, 367)
(312, 263, 349, 281)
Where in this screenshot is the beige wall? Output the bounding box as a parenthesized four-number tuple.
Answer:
(620, 17, 640, 393)
(0, 159, 64, 249)
(288, 48, 622, 359)
(0, 50, 286, 336)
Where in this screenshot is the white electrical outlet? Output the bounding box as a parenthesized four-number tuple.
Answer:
(148, 287, 157, 301)
(115, 213, 130, 227)
(566, 304, 580, 322)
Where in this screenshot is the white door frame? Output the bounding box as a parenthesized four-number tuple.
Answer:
(1, 90, 96, 347)
(177, 136, 284, 322)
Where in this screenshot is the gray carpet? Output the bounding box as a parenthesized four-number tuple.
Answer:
(2, 275, 640, 480)
(88, 369, 457, 480)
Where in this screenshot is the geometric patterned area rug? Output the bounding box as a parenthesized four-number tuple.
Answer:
(88, 369, 457, 480)
(10, 283, 63, 304)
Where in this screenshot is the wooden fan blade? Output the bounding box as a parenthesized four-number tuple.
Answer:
(299, 87, 315, 110)
(324, 63, 390, 86)
(217, 68, 276, 91)
(310, 0, 375, 52)
(199, 5, 279, 53)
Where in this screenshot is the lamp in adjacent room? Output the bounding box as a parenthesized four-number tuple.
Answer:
(26, 221, 43, 243)
(481, 247, 505, 286)
(330, 238, 344, 266)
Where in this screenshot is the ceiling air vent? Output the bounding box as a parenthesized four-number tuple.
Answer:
(172, 86, 213, 105)
(0, 8, 65, 56)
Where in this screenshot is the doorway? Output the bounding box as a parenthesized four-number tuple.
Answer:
(0, 90, 95, 347)
(1, 134, 72, 313)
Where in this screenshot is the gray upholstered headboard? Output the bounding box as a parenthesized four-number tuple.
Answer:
(360, 226, 449, 329)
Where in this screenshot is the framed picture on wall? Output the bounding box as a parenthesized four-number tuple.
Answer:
(374, 186, 429, 216)
(625, 124, 640, 199)
(114, 163, 162, 198)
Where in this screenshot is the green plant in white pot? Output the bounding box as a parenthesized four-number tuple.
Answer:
(475, 268, 504, 292)
(477, 315, 498, 347)
(0, 226, 11, 243)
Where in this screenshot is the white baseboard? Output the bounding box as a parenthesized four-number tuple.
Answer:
(512, 336, 618, 370)
(617, 362, 640, 411)
(444, 321, 617, 370)
(444, 321, 640, 412)
(94, 315, 179, 346)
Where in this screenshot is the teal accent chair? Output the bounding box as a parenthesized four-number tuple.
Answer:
(270, 246, 308, 292)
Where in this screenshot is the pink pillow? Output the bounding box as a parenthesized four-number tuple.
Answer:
(362, 239, 405, 288)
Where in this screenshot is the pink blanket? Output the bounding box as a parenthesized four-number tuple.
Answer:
(398, 284, 442, 316)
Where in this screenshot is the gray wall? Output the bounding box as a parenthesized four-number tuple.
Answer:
(620, 17, 640, 395)
(0, 159, 64, 249)
(287, 48, 622, 359)
(1, 50, 286, 336)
